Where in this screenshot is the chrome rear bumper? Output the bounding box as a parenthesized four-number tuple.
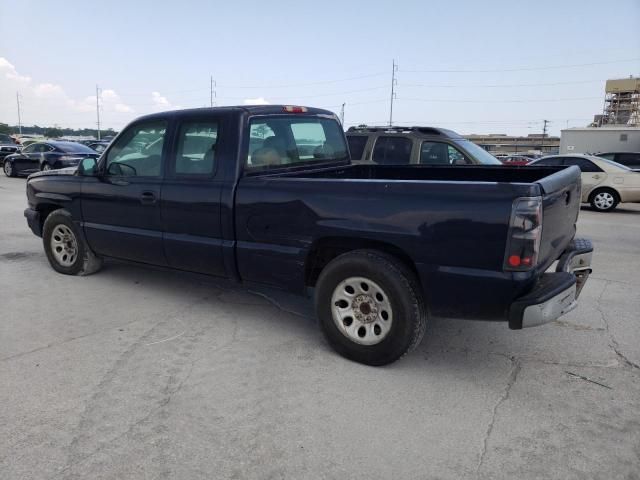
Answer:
(509, 238, 593, 329)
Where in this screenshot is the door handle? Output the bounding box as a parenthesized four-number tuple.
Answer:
(140, 191, 157, 205)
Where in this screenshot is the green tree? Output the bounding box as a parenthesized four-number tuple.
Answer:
(44, 128, 63, 138)
(0, 123, 11, 134)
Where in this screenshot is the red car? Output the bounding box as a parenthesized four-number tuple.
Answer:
(501, 155, 533, 166)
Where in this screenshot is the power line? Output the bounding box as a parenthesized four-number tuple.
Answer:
(398, 96, 601, 104)
(401, 57, 640, 73)
(96, 85, 102, 140)
(400, 79, 610, 88)
(389, 59, 398, 126)
(16, 92, 22, 135)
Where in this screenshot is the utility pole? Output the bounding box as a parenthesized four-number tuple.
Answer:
(210, 76, 216, 107)
(541, 119, 549, 153)
(389, 59, 398, 126)
(16, 92, 22, 135)
(96, 85, 102, 140)
(340, 103, 345, 126)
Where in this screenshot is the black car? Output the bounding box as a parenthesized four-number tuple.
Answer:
(87, 141, 110, 154)
(3, 141, 99, 177)
(596, 152, 640, 171)
(0, 133, 20, 164)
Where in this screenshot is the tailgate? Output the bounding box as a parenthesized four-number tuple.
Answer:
(536, 165, 582, 270)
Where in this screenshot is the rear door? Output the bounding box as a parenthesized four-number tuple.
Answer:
(371, 136, 413, 164)
(562, 157, 606, 197)
(81, 119, 168, 265)
(160, 115, 226, 276)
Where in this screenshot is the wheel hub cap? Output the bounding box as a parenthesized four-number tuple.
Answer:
(330, 276, 393, 346)
(50, 224, 78, 267)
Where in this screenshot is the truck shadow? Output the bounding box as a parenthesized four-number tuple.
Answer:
(95, 259, 606, 370)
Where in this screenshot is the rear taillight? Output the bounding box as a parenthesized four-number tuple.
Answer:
(504, 197, 542, 271)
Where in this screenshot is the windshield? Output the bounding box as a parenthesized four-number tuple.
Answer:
(455, 140, 503, 165)
(246, 116, 348, 171)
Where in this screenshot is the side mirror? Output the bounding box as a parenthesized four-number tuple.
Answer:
(77, 157, 98, 176)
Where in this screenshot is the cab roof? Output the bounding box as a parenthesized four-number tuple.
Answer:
(131, 105, 337, 123)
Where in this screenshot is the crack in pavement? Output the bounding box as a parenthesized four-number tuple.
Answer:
(596, 281, 640, 370)
(476, 355, 521, 478)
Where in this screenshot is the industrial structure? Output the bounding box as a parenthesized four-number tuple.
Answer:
(464, 133, 560, 156)
(561, 76, 640, 154)
(593, 77, 640, 127)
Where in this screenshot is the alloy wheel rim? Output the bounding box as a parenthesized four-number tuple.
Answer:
(43, 164, 51, 171)
(594, 192, 614, 210)
(4, 162, 11, 175)
(330, 276, 393, 346)
(50, 224, 78, 267)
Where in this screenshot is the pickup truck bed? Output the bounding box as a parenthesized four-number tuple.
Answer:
(236, 163, 581, 321)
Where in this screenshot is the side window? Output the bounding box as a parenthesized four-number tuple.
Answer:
(564, 157, 603, 173)
(534, 158, 564, 167)
(174, 120, 218, 175)
(22, 144, 36, 154)
(420, 141, 470, 165)
(618, 153, 640, 166)
(347, 135, 368, 160)
(105, 120, 167, 177)
(372, 136, 412, 164)
(597, 153, 614, 161)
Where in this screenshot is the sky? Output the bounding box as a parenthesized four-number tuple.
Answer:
(1, 0, 639, 136)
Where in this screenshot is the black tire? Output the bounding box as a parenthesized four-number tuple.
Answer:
(42, 209, 103, 275)
(315, 249, 427, 366)
(41, 162, 52, 171)
(589, 188, 619, 212)
(3, 160, 17, 177)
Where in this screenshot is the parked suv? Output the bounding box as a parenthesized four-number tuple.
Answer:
(346, 126, 502, 166)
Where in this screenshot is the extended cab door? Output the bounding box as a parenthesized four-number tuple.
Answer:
(160, 115, 226, 276)
(80, 119, 168, 265)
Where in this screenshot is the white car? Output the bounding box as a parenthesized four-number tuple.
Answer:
(530, 154, 640, 212)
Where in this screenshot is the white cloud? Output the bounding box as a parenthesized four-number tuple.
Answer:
(152, 91, 170, 107)
(0, 56, 135, 127)
(0, 57, 32, 83)
(243, 97, 269, 105)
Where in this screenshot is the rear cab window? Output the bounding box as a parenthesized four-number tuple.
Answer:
(246, 116, 348, 171)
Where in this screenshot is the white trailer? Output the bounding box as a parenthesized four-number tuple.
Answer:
(560, 127, 640, 154)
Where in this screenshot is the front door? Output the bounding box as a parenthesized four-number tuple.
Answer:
(161, 116, 226, 276)
(81, 119, 169, 265)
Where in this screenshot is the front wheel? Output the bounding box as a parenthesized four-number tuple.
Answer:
(41, 163, 52, 171)
(42, 209, 103, 275)
(315, 250, 427, 366)
(590, 188, 619, 212)
(3, 160, 16, 177)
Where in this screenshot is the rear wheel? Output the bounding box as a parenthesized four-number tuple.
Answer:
(41, 163, 52, 171)
(42, 209, 103, 275)
(3, 160, 16, 177)
(589, 188, 619, 212)
(315, 250, 426, 366)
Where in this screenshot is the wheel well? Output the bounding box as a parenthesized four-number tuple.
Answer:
(588, 187, 620, 203)
(37, 204, 62, 230)
(304, 237, 419, 287)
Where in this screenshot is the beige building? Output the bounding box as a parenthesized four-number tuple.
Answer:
(464, 133, 560, 155)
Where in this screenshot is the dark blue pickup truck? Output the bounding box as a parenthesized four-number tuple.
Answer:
(23, 105, 593, 365)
